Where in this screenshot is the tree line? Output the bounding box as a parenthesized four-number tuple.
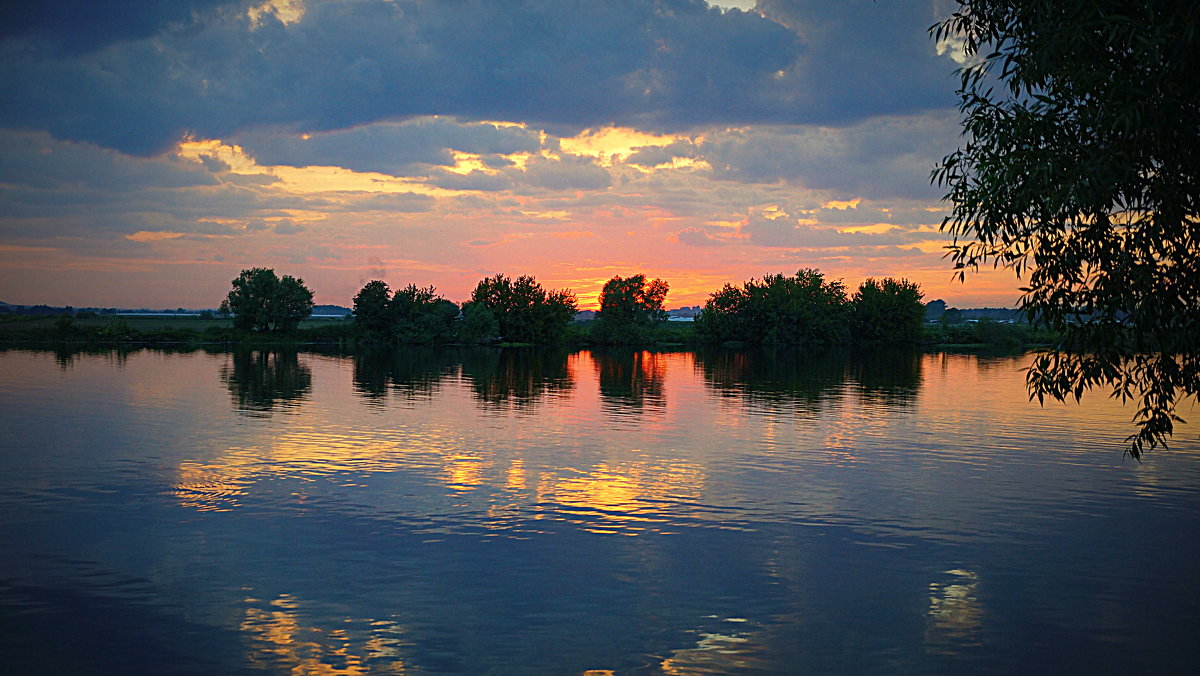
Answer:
(220, 267, 927, 349)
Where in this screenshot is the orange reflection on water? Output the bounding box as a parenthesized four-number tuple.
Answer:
(174, 451, 257, 512)
(443, 453, 487, 492)
(173, 427, 459, 511)
(504, 458, 527, 491)
(535, 460, 706, 535)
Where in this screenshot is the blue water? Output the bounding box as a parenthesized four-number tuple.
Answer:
(1, 347, 1197, 674)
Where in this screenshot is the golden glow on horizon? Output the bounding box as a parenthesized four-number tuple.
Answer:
(23, 125, 1022, 309)
(518, 209, 572, 220)
(177, 138, 261, 174)
(758, 205, 787, 220)
(503, 151, 533, 170)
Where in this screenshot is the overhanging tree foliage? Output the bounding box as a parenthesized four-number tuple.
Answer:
(220, 268, 314, 333)
(932, 1, 1200, 457)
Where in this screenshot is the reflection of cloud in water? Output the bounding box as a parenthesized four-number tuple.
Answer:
(241, 593, 408, 674)
(443, 453, 486, 492)
(925, 569, 983, 653)
(174, 452, 257, 512)
(660, 618, 769, 674)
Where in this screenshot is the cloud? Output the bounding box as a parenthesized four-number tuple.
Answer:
(0, 129, 217, 191)
(699, 111, 959, 199)
(271, 219, 305, 235)
(234, 118, 543, 175)
(517, 154, 612, 192)
(0, 0, 954, 155)
(740, 210, 907, 249)
(0, 1, 247, 52)
(342, 192, 436, 213)
(675, 226, 727, 247)
(626, 140, 700, 168)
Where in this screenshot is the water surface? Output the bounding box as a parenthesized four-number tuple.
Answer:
(1, 347, 1197, 674)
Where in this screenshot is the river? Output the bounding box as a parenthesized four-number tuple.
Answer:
(1, 347, 1197, 674)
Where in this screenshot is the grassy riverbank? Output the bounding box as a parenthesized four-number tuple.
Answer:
(0, 313, 1058, 351)
(0, 314, 357, 347)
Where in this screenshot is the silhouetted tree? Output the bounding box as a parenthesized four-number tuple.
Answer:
(458, 301, 500, 344)
(469, 274, 576, 343)
(353, 280, 393, 337)
(850, 278, 925, 347)
(389, 284, 459, 344)
(696, 269, 849, 348)
(219, 268, 313, 333)
(592, 274, 669, 344)
(351, 281, 459, 343)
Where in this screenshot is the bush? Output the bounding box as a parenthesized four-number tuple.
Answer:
(591, 274, 669, 345)
(850, 278, 924, 347)
(696, 269, 850, 348)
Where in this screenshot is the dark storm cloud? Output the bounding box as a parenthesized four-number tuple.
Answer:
(0, 130, 217, 191)
(0, 1, 249, 52)
(518, 154, 613, 191)
(0, 0, 953, 156)
(699, 112, 959, 200)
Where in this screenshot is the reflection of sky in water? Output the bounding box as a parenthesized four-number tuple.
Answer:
(2, 348, 1199, 674)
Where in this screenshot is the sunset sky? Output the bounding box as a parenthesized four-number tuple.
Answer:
(0, 0, 1020, 310)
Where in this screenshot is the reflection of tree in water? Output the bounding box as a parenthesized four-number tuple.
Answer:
(352, 346, 458, 406)
(45, 346, 132, 370)
(461, 347, 574, 411)
(697, 348, 923, 415)
(696, 348, 852, 416)
(220, 350, 312, 416)
(591, 348, 667, 410)
(848, 349, 923, 408)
